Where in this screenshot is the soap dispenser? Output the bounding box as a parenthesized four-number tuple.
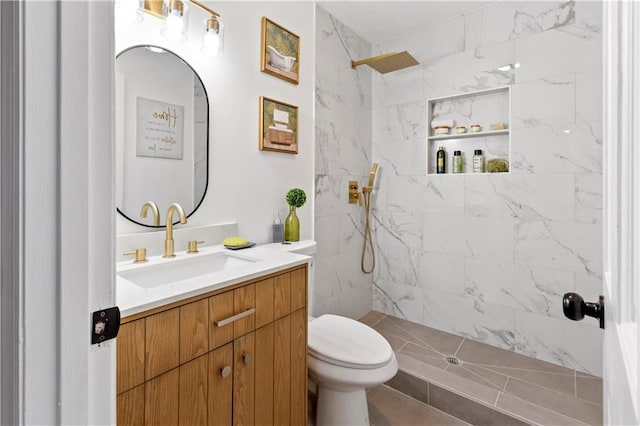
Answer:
(272, 213, 284, 243)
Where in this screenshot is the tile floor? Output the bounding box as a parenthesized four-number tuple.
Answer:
(359, 311, 603, 426)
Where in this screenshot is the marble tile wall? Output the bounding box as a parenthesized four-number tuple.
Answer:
(371, 1, 603, 376)
(314, 6, 373, 319)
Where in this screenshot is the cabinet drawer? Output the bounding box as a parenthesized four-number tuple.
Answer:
(117, 384, 144, 426)
(180, 299, 209, 364)
(209, 291, 234, 350)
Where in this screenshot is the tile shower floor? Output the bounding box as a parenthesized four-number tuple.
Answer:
(359, 311, 603, 426)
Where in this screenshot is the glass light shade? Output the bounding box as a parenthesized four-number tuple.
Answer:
(161, 0, 188, 42)
(115, 0, 142, 24)
(201, 18, 224, 57)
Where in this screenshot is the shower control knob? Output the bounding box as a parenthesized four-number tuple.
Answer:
(562, 293, 605, 329)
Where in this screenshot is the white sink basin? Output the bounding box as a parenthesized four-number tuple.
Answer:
(118, 252, 259, 289)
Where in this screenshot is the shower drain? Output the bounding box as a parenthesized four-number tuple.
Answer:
(445, 356, 463, 366)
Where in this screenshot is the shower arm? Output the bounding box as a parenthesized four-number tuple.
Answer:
(350, 52, 397, 69)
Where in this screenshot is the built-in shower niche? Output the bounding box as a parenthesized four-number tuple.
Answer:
(426, 86, 511, 175)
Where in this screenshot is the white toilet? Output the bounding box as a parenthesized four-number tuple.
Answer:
(264, 240, 398, 426)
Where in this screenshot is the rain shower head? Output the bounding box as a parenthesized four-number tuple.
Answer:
(350, 51, 419, 74)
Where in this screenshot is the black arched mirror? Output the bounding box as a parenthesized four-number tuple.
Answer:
(115, 45, 208, 227)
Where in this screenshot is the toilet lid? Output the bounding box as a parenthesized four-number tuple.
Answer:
(308, 314, 393, 370)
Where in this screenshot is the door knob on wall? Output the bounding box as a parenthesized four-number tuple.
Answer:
(562, 292, 605, 329)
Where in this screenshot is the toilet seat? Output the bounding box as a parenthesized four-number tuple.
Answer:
(308, 314, 393, 370)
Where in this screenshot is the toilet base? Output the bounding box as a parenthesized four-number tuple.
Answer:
(315, 385, 369, 426)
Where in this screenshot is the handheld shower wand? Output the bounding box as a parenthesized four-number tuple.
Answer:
(361, 163, 378, 274)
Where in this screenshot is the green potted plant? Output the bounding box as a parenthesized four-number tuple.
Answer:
(284, 188, 306, 242)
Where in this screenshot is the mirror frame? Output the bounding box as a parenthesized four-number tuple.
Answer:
(115, 45, 210, 228)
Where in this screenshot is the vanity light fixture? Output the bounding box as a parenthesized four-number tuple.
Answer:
(138, 0, 224, 56)
(161, 0, 189, 42)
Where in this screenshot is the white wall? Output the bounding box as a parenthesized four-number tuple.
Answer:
(313, 6, 373, 319)
(370, 1, 603, 375)
(116, 1, 315, 244)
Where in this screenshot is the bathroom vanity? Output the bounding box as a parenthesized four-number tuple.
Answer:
(116, 246, 308, 426)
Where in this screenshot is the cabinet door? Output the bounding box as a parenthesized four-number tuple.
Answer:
(117, 384, 144, 426)
(179, 355, 207, 426)
(274, 273, 291, 319)
(208, 343, 233, 426)
(233, 332, 255, 425)
(290, 308, 307, 424)
(290, 268, 306, 312)
(254, 323, 274, 426)
(117, 319, 145, 394)
(274, 315, 291, 425)
(209, 291, 234, 350)
(145, 308, 180, 380)
(180, 299, 209, 364)
(255, 277, 274, 329)
(233, 285, 256, 338)
(145, 368, 179, 426)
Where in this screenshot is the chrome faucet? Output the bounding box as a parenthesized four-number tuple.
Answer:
(163, 203, 187, 258)
(140, 201, 160, 226)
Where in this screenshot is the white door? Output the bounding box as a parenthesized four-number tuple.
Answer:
(602, 1, 640, 424)
(0, 2, 116, 424)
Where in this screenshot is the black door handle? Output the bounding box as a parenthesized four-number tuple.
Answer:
(562, 293, 604, 329)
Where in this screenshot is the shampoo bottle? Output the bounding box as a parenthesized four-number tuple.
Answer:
(436, 146, 446, 174)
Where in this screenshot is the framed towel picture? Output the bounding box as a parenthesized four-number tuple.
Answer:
(261, 17, 300, 85)
(259, 96, 298, 154)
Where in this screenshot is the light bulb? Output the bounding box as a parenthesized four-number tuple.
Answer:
(116, 0, 142, 24)
(202, 31, 220, 57)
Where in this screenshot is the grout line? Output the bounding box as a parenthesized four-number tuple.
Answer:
(396, 341, 409, 353)
(463, 362, 577, 377)
(457, 364, 505, 391)
(368, 311, 386, 327)
(574, 370, 578, 399)
(453, 337, 465, 357)
(493, 391, 501, 407)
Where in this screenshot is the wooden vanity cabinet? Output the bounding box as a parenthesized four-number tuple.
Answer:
(116, 265, 307, 426)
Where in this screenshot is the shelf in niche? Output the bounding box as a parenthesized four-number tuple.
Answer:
(426, 86, 511, 176)
(428, 129, 509, 141)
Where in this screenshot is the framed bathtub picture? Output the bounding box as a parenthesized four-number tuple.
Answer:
(260, 17, 300, 85)
(259, 96, 298, 154)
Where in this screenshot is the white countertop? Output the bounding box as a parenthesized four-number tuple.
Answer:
(116, 244, 310, 318)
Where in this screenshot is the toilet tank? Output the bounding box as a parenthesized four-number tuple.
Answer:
(262, 240, 317, 316)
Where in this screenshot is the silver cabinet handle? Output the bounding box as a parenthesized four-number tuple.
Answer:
(215, 308, 256, 327)
(220, 366, 231, 377)
(243, 353, 252, 364)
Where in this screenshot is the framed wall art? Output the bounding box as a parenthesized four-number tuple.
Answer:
(259, 96, 298, 154)
(260, 17, 300, 85)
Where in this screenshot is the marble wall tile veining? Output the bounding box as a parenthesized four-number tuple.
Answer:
(423, 215, 515, 263)
(418, 251, 466, 296)
(511, 74, 576, 129)
(373, 280, 424, 324)
(514, 26, 602, 83)
(423, 289, 517, 351)
(373, 138, 427, 177)
(315, 6, 373, 319)
(372, 101, 428, 143)
(514, 310, 602, 375)
(386, 175, 465, 216)
(423, 40, 515, 98)
(576, 68, 603, 122)
(369, 0, 602, 376)
(514, 220, 602, 278)
(375, 15, 466, 64)
(464, 173, 576, 222)
(575, 173, 603, 225)
(463, 1, 576, 51)
(511, 121, 602, 174)
(464, 258, 573, 319)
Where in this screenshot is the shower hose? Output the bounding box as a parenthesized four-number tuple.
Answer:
(361, 187, 375, 274)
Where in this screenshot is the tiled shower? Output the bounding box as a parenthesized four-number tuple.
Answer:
(314, 0, 603, 385)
